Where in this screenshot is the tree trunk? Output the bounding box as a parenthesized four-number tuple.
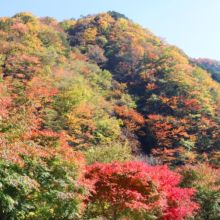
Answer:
(0, 206, 8, 220)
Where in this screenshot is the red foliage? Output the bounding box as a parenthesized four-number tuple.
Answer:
(5, 55, 40, 79)
(0, 80, 85, 168)
(180, 97, 201, 111)
(0, 83, 11, 119)
(84, 161, 199, 219)
(146, 83, 158, 92)
(149, 53, 156, 59)
(117, 61, 132, 75)
(82, 66, 92, 77)
(27, 130, 86, 166)
(11, 23, 28, 34)
(195, 58, 219, 67)
(27, 76, 58, 108)
(74, 54, 89, 61)
(114, 105, 145, 131)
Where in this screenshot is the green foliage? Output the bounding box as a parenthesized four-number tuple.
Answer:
(0, 82, 87, 219)
(58, 32, 71, 57)
(177, 163, 220, 220)
(189, 58, 220, 84)
(83, 142, 133, 165)
(13, 12, 39, 26)
(59, 19, 76, 31)
(96, 35, 108, 47)
(107, 11, 129, 20)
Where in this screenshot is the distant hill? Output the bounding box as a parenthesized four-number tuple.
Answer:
(194, 58, 220, 72)
(189, 58, 220, 83)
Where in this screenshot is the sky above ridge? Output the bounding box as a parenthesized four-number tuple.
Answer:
(2, 0, 220, 60)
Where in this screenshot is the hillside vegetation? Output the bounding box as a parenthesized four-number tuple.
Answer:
(0, 11, 220, 219)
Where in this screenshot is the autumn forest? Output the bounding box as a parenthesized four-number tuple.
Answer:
(0, 11, 220, 219)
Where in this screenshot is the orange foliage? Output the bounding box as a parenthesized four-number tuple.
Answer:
(114, 105, 145, 131)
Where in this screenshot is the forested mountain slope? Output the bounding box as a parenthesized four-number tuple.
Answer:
(190, 58, 220, 83)
(64, 11, 220, 166)
(0, 11, 220, 219)
(193, 58, 220, 72)
(0, 12, 144, 160)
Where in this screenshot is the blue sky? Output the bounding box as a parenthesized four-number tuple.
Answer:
(2, 0, 220, 60)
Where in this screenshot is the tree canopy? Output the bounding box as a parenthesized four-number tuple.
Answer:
(0, 11, 220, 219)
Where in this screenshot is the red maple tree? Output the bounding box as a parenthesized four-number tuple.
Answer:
(83, 161, 199, 220)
